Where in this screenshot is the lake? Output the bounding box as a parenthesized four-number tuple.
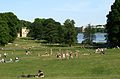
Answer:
(77, 33, 107, 43)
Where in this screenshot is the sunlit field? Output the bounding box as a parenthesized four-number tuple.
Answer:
(0, 38, 120, 79)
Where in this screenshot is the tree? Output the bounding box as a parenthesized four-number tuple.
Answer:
(0, 21, 10, 46)
(43, 18, 58, 43)
(28, 18, 62, 43)
(27, 18, 44, 39)
(82, 24, 95, 45)
(0, 12, 20, 43)
(106, 0, 120, 47)
(63, 19, 77, 46)
(76, 27, 83, 33)
(28, 18, 77, 45)
(20, 20, 31, 28)
(57, 25, 66, 43)
(0, 12, 20, 46)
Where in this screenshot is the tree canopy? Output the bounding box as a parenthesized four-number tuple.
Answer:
(28, 18, 77, 46)
(106, 0, 120, 47)
(0, 12, 20, 46)
(0, 12, 77, 46)
(0, 21, 9, 46)
(63, 19, 77, 46)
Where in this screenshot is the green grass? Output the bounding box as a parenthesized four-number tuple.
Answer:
(0, 38, 120, 79)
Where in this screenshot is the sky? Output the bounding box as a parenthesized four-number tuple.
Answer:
(0, 0, 115, 27)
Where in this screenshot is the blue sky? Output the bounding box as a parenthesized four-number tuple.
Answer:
(0, 0, 114, 27)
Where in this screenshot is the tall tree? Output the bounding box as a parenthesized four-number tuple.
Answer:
(43, 18, 57, 43)
(82, 24, 95, 45)
(64, 19, 77, 46)
(106, 0, 120, 47)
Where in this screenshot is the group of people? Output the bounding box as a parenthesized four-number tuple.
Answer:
(0, 52, 19, 63)
(95, 48, 105, 54)
(25, 50, 31, 55)
(56, 50, 79, 59)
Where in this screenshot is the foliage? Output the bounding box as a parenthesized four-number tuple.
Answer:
(75, 27, 83, 33)
(82, 24, 95, 45)
(77, 25, 105, 33)
(27, 18, 45, 39)
(28, 18, 77, 46)
(106, 0, 120, 47)
(93, 26, 105, 33)
(63, 19, 77, 46)
(28, 18, 62, 43)
(0, 12, 20, 46)
(20, 20, 31, 28)
(93, 28, 105, 33)
(43, 18, 61, 43)
(0, 21, 9, 46)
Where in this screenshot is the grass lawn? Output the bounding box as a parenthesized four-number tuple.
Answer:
(0, 38, 120, 79)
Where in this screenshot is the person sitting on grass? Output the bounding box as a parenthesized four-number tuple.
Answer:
(15, 57, 19, 62)
(9, 58, 13, 62)
(18, 70, 44, 78)
(5, 58, 13, 63)
(3, 53, 7, 58)
(0, 58, 5, 63)
(37, 70, 44, 78)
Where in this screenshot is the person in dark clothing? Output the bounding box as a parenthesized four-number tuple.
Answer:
(37, 70, 44, 78)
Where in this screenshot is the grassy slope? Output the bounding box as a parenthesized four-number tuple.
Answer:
(0, 38, 120, 79)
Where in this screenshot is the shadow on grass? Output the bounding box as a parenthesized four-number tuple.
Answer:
(34, 40, 69, 47)
(43, 44, 68, 47)
(20, 37, 32, 40)
(76, 43, 109, 49)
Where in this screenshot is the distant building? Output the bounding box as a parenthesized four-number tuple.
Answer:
(92, 25, 105, 29)
(17, 33, 20, 37)
(80, 24, 105, 32)
(81, 26, 86, 32)
(18, 27, 29, 37)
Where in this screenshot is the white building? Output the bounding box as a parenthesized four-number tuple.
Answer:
(18, 27, 29, 37)
(92, 25, 105, 29)
(80, 24, 105, 32)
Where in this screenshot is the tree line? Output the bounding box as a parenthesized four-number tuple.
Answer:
(0, 12, 77, 46)
(28, 18, 77, 46)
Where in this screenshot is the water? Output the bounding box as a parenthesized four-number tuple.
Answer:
(77, 33, 84, 43)
(77, 33, 107, 43)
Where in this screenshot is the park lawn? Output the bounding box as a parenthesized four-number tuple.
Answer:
(0, 38, 120, 79)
